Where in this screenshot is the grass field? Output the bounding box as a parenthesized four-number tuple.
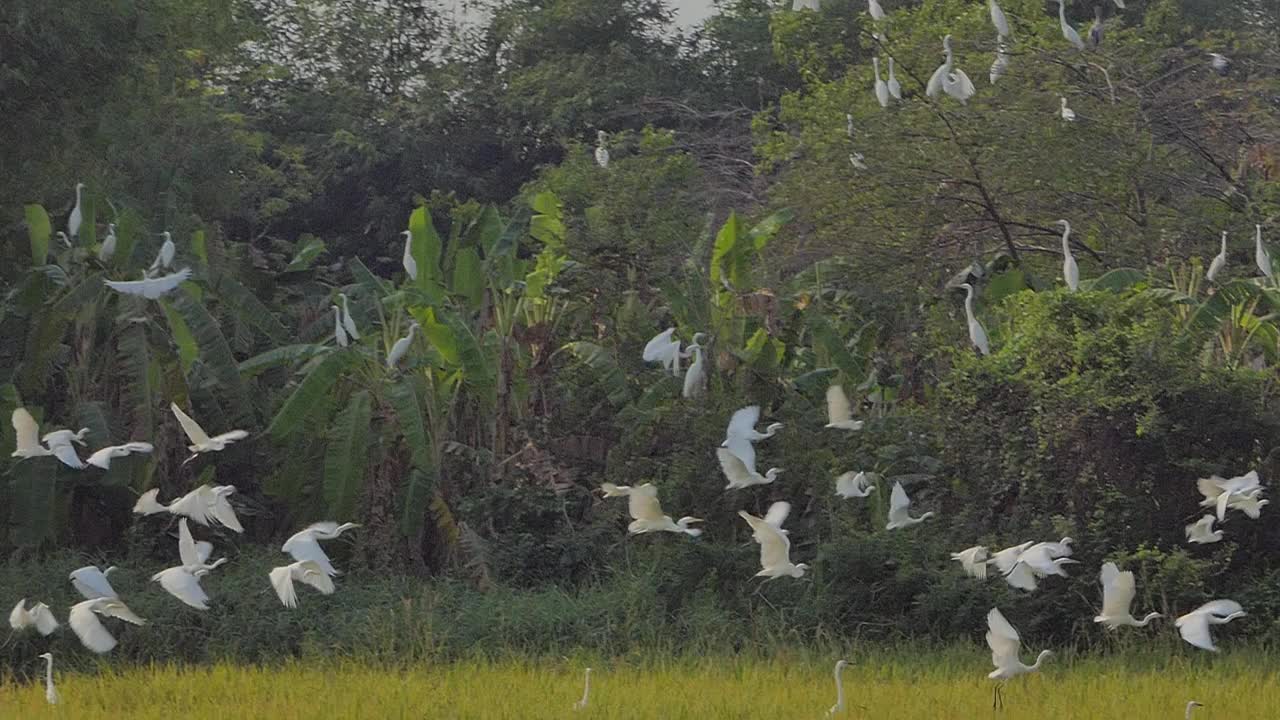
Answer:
(2, 651, 1277, 719)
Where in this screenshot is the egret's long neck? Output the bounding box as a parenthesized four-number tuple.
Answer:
(582, 672, 590, 702)
(1135, 613, 1159, 627)
(834, 668, 845, 707)
(1029, 650, 1050, 671)
(44, 656, 53, 687)
(1061, 224, 1072, 253)
(964, 288, 976, 321)
(1221, 232, 1228, 253)
(1058, 1, 1067, 24)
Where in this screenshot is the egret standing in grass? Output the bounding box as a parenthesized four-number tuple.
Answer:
(171, 402, 248, 462)
(68, 182, 85, 240)
(1207, 231, 1228, 282)
(926, 35, 976, 104)
(38, 652, 58, 705)
(825, 385, 864, 430)
(1059, 220, 1079, 290)
(959, 284, 990, 355)
(1176, 599, 1246, 652)
(739, 501, 808, 579)
(387, 322, 420, 369)
(827, 659, 849, 716)
(1055, 0, 1085, 50)
(574, 667, 591, 710)
(1094, 562, 1161, 629)
(886, 481, 934, 529)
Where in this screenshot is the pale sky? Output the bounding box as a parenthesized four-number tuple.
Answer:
(672, 0, 717, 27)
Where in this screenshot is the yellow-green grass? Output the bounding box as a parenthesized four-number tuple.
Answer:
(2, 654, 1276, 719)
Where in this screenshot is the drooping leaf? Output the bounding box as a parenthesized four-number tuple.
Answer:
(388, 374, 436, 537)
(746, 208, 793, 251)
(323, 390, 371, 519)
(170, 287, 254, 425)
(191, 229, 208, 266)
(452, 248, 485, 309)
(117, 321, 156, 440)
(348, 256, 391, 298)
(159, 299, 199, 373)
(987, 269, 1030, 303)
(1085, 267, 1146, 292)
(212, 273, 289, 344)
(710, 211, 741, 288)
(266, 350, 360, 439)
(238, 344, 331, 378)
(17, 273, 103, 396)
(24, 204, 51, 266)
(8, 459, 56, 547)
(558, 342, 631, 407)
(284, 234, 326, 273)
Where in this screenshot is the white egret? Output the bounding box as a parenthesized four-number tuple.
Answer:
(1255, 225, 1272, 281)
(1226, 491, 1268, 518)
(99, 223, 117, 262)
(1059, 220, 1079, 290)
(849, 153, 868, 170)
(133, 484, 244, 533)
(1112, 0, 1125, 7)
(1176, 599, 1246, 652)
(1206, 231, 1228, 282)
(1185, 515, 1223, 544)
(682, 334, 707, 399)
(988, 541, 1034, 576)
(42, 428, 88, 469)
(269, 560, 336, 609)
(150, 231, 176, 272)
(1209, 53, 1231, 76)
(717, 447, 782, 490)
(172, 402, 248, 462)
(1008, 541, 1078, 586)
(68, 597, 146, 654)
(926, 35, 976, 104)
(989, 0, 1008, 38)
(9, 599, 59, 635)
(594, 130, 610, 168)
(68, 182, 84, 239)
(887, 57, 901, 100)
(1088, 6, 1103, 48)
(827, 659, 848, 716)
(387, 322, 420, 369)
(56, 231, 71, 249)
(1186, 701, 1204, 719)
(39, 652, 58, 705)
(986, 608, 1051, 709)
(70, 566, 118, 600)
(959, 284, 990, 355)
(825, 384, 864, 430)
(1094, 562, 1161, 629)
(867, 0, 884, 21)
(574, 667, 591, 710)
(333, 305, 349, 347)
(86, 442, 154, 470)
(873, 57, 889, 108)
(642, 327, 683, 376)
(990, 41, 1010, 84)
(151, 565, 214, 610)
(835, 471, 877, 499)
(103, 268, 192, 299)
(1197, 471, 1263, 521)
(601, 482, 703, 536)
(886, 481, 933, 529)
(338, 293, 360, 339)
(739, 501, 808, 579)
(721, 405, 783, 473)
(846, 113, 854, 139)
(401, 230, 417, 281)
(951, 545, 989, 579)
(10, 408, 53, 460)
(1059, 97, 1076, 122)
(282, 521, 361, 576)
(176, 517, 225, 570)
(1055, 0, 1085, 50)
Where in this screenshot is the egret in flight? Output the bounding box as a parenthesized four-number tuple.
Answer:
(959, 284, 990, 355)
(594, 131, 610, 168)
(1255, 225, 1272, 281)
(1059, 97, 1076, 122)
(722, 405, 782, 474)
(401, 230, 417, 280)
(1197, 471, 1264, 521)
(1207, 232, 1228, 282)
(172, 402, 248, 462)
(99, 223, 117, 262)
(827, 659, 848, 716)
(38, 652, 58, 705)
(642, 328, 683, 376)
(86, 442, 154, 470)
(873, 57, 889, 108)
(986, 608, 1051, 709)
(68, 182, 85, 239)
(1059, 220, 1079, 290)
(68, 597, 147, 654)
(835, 471, 876, 499)
(103, 268, 192, 299)
(1094, 562, 1161, 629)
(10, 408, 53, 460)
(42, 427, 89, 469)
(1185, 515, 1223, 544)
(1055, 0, 1084, 50)
(887, 57, 901, 99)
(601, 483, 704, 536)
(150, 231, 176, 272)
(1176, 599, 1245, 652)
(926, 35, 976, 104)
(989, 0, 1008, 38)
(867, 0, 884, 21)
(9, 599, 59, 635)
(886, 481, 933, 530)
(269, 560, 336, 608)
(153, 518, 227, 610)
(951, 545, 990, 579)
(282, 522, 361, 576)
(70, 566, 118, 600)
(990, 41, 1010, 84)
(739, 501, 808, 579)
(574, 668, 591, 710)
(134, 484, 244, 533)
(718, 448, 782, 490)
(825, 385, 864, 430)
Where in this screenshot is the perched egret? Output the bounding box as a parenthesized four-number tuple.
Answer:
(827, 659, 848, 716)
(682, 334, 707, 399)
(99, 223, 117, 262)
(68, 182, 84, 239)
(1255, 224, 1272, 281)
(926, 35, 976, 104)
(825, 385, 865, 430)
(400, 230, 417, 281)
(642, 327, 683, 375)
(1059, 220, 1079, 290)
(69, 566, 118, 600)
(1209, 53, 1231, 76)
(1055, 0, 1085, 50)
(1059, 97, 1076, 122)
(338, 293, 360, 339)
(989, 0, 1009, 38)
(1185, 515, 1223, 544)
(594, 130, 610, 168)
(721, 405, 783, 473)
(10, 408, 53, 460)
(86, 442, 154, 470)
(1094, 562, 1161, 629)
(887, 57, 901, 100)
(846, 113, 855, 139)
(103, 268, 192, 299)
(387, 322, 420, 369)
(873, 57, 890, 108)
(959, 283, 990, 355)
(1197, 471, 1264, 521)
(835, 471, 877, 499)
(282, 522, 361, 576)
(134, 484, 244, 533)
(42, 427, 89, 469)
(867, 0, 884, 21)
(990, 41, 1010, 84)
(333, 305, 349, 347)
(269, 560, 336, 608)
(1176, 599, 1245, 652)
(717, 448, 782, 490)
(951, 545, 990, 579)
(986, 608, 1051, 709)
(886, 481, 933, 530)
(68, 597, 146, 654)
(574, 668, 591, 710)
(849, 152, 868, 170)
(172, 402, 249, 462)
(10, 599, 59, 635)
(150, 231, 176, 272)
(601, 482, 704, 536)
(1185, 701, 1204, 719)
(38, 652, 58, 705)
(739, 501, 808, 579)
(1207, 231, 1228, 282)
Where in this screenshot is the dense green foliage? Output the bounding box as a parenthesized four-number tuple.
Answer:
(4, 0, 1280, 673)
